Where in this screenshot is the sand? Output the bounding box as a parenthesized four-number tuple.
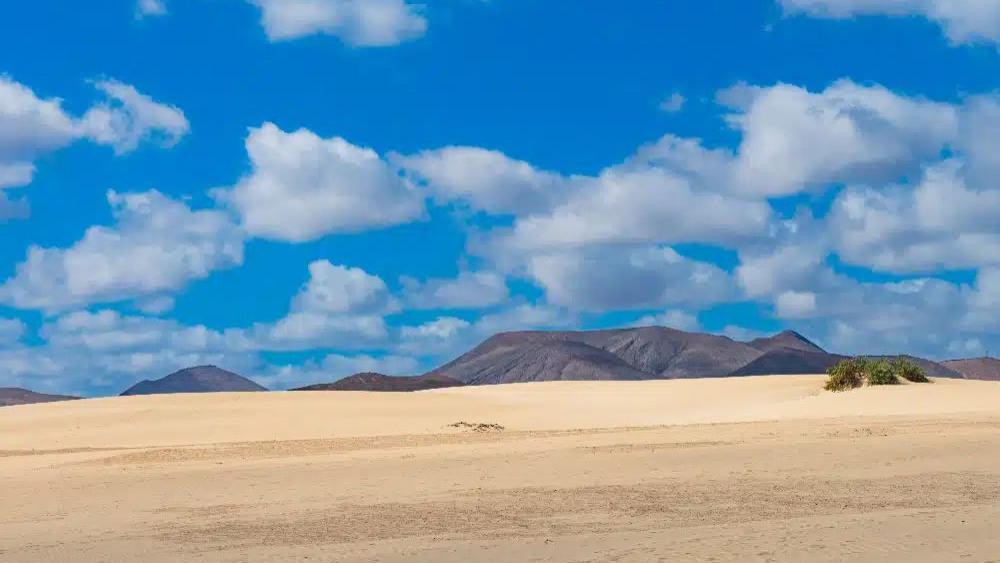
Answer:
(1, 375, 999, 562)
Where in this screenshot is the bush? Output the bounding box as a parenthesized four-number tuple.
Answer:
(825, 357, 919, 391)
(866, 359, 899, 386)
(891, 358, 929, 383)
(825, 357, 868, 391)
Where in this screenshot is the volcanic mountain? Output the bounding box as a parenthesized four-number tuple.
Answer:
(293, 372, 465, 392)
(424, 327, 970, 384)
(0, 388, 79, 407)
(942, 357, 1000, 381)
(121, 366, 267, 396)
(425, 327, 762, 384)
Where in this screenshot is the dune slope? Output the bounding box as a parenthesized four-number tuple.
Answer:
(1, 376, 999, 563)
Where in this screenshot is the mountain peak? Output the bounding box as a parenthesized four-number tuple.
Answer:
(121, 366, 267, 396)
(749, 330, 826, 354)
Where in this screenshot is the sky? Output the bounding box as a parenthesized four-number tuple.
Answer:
(0, 0, 998, 396)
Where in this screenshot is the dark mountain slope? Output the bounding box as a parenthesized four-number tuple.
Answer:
(748, 330, 826, 354)
(426, 327, 761, 384)
(426, 334, 650, 385)
(121, 366, 267, 396)
(293, 372, 464, 392)
(730, 349, 847, 376)
(0, 388, 79, 407)
(942, 357, 1000, 381)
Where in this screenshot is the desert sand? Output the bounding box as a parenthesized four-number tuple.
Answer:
(2, 375, 999, 562)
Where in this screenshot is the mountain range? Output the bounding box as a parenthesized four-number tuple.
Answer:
(425, 328, 843, 384)
(4, 327, 999, 402)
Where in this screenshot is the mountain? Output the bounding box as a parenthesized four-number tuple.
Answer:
(427, 334, 650, 385)
(942, 357, 1000, 381)
(748, 330, 826, 354)
(425, 327, 761, 384)
(121, 366, 267, 396)
(293, 372, 465, 392)
(729, 349, 847, 376)
(0, 388, 79, 407)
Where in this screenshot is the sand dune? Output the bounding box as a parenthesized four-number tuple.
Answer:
(1, 376, 999, 562)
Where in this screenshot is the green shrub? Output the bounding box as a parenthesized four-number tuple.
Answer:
(825, 357, 914, 391)
(825, 357, 867, 391)
(891, 358, 929, 383)
(866, 359, 899, 386)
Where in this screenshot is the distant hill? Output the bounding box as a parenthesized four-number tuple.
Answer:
(0, 388, 79, 407)
(427, 335, 650, 385)
(748, 330, 827, 354)
(293, 372, 465, 392)
(942, 357, 1000, 381)
(425, 327, 762, 384)
(121, 366, 267, 396)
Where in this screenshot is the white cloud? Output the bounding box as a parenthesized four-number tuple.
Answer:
(487, 142, 769, 253)
(80, 80, 189, 154)
(659, 92, 686, 113)
(0, 77, 78, 184)
(292, 260, 396, 314)
(401, 271, 509, 309)
(779, 0, 1000, 46)
(830, 160, 1000, 272)
(0, 190, 244, 312)
(136, 0, 167, 18)
(0, 76, 187, 196)
(633, 310, 701, 331)
(720, 79, 957, 195)
(397, 146, 566, 215)
(248, 260, 395, 351)
(248, 0, 427, 46)
(217, 123, 424, 242)
(527, 246, 735, 311)
(775, 290, 818, 318)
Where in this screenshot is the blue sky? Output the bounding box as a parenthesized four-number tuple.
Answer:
(1, 0, 998, 395)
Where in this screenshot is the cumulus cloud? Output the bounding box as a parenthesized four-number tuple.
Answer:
(401, 271, 509, 309)
(396, 146, 567, 215)
(0, 190, 244, 312)
(779, 0, 1000, 47)
(292, 260, 396, 314)
(720, 79, 957, 195)
(481, 139, 769, 254)
(248, 260, 395, 350)
(829, 160, 1000, 272)
(217, 123, 424, 242)
(80, 80, 189, 154)
(528, 246, 735, 311)
(0, 76, 187, 194)
(248, 0, 427, 46)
